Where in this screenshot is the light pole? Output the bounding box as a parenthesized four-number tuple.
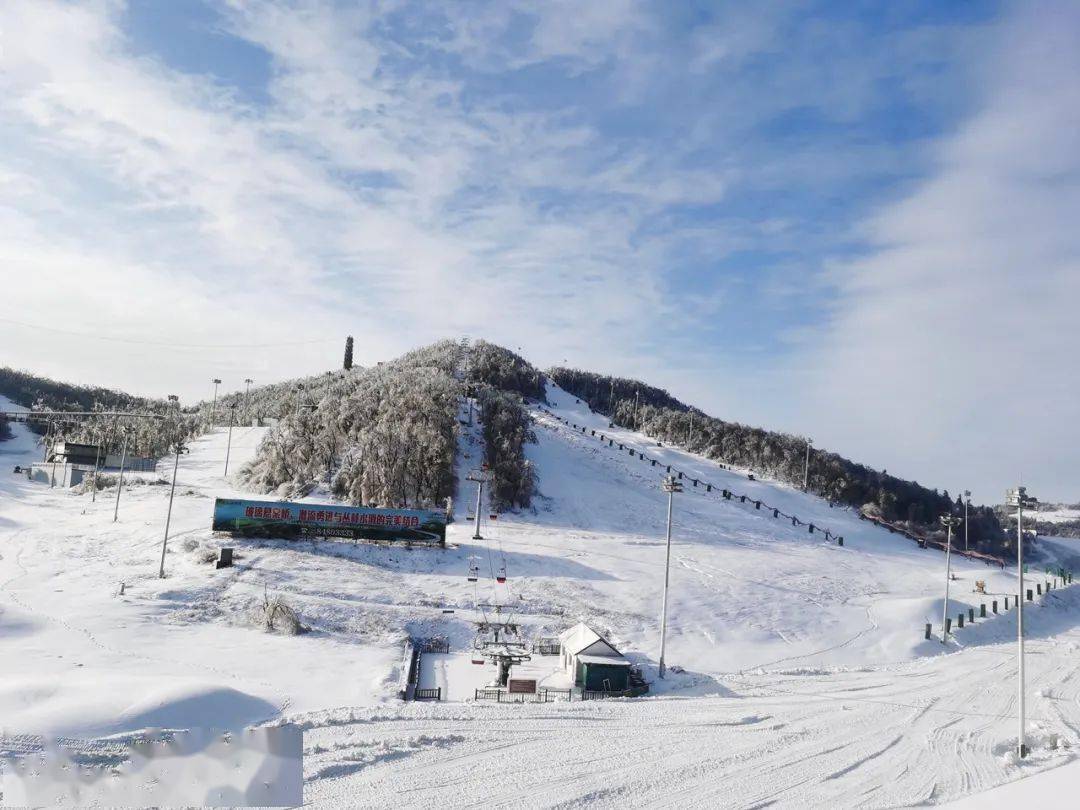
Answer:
(210, 378, 221, 428)
(1007, 486, 1038, 758)
(48, 419, 58, 488)
(91, 428, 102, 503)
(244, 378, 253, 425)
(159, 395, 182, 579)
(803, 438, 813, 491)
(467, 468, 493, 540)
(658, 474, 683, 679)
(963, 490, 971, 552)
(940, 514, 961, 642)
(112, 435, 127, 522)
(223, 403, 236, 477)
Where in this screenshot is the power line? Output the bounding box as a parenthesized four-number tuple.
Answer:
(0, 316, 339, 349)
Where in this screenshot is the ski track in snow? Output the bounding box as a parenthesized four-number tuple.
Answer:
(2, 389, 1080, 806)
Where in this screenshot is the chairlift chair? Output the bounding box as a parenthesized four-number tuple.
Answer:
(496, 562, 507, 584)
(467, 558, 480, 583)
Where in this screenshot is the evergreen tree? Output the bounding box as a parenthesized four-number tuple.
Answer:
(343, 336, 354, 370)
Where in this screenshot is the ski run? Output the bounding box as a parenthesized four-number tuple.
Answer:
(2, 385, 1080, 808)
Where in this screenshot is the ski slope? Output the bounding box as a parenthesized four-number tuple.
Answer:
(3, 389, 1080, 806)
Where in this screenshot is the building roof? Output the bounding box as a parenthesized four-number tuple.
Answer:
(558, 622, 622, 657)
(577, 654, 631, 666)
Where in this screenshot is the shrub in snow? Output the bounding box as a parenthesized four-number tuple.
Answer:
(264, 595, 303, 635)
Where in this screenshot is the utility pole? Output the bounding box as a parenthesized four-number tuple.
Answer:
(658, 474, 683, 678)
(940, 514, 961, 642)
(91, 429, 102, 502)
(223, 404, 236, 477)
(48, 420, 57, 487)
(803, 438, 813, 491)
(112, 435, 127, 522)
(963, 490, 971, 552)
(467, 468, 493, 540)
(244, 378, 253, 425)
(210, 378, 221, 429)
(159, 395, 182, 579)
(1008, 486, 1037, 758)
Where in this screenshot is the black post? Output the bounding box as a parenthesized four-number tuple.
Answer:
(925, 623, 932, 640)
(993, 600, 998, 613)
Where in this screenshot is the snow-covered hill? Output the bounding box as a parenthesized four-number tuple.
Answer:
(2, 387, 1079, 807)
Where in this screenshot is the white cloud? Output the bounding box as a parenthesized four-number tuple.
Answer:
(797, 0, 1080, 503)
(0, 0, 717, 398)
(1, 0, 1073, 508)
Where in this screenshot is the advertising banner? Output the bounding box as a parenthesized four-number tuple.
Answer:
(212, 498, 447, 545)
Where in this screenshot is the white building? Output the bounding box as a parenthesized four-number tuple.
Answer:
(557, 623, 631, 691)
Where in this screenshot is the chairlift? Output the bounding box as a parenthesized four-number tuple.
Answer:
(496, 562, 507, 584)
(467, 557, 480, 582)
(471, 656, 485, 665)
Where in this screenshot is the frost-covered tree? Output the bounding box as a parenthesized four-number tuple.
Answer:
(240, 356, 461, 507)
(478, 388, 537, 510)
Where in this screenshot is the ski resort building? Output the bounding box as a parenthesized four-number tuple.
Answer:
(47, 441, 102, 466)
(558, 623, 631, 692)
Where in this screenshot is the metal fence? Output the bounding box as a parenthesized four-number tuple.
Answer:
(414, 687, 442, 701)
(537, 407, 846, 547)
(419, 638, 450, 654)
(581, 686, 647, 700)
(473, 688, 573, 703)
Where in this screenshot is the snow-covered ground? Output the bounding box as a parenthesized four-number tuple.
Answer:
(3, 387, 1080, 806)
(1033, 507, 1080, 524)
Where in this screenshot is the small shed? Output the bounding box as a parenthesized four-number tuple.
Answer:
(558, 623, 631, 692)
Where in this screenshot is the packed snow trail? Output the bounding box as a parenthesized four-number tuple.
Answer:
(4, 391, 1080, 806)
(299, 588, 1080, 808)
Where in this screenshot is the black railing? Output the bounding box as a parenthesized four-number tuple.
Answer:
(473, 687, 574, 703)
(414, 687, 442, 701)
(419, 638, 450, 654)
(537, 407, 846, 546)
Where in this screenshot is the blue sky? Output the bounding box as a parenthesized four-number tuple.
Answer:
(1, 0, 1078, 504)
